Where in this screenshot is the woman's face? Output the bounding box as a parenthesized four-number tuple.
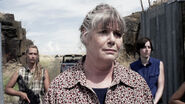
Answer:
(27, 48, 38, 64)
(85, 23, 123, 62)
(139, 41, 151, 59)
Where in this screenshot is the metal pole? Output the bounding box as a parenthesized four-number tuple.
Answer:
(0, 23, 4, 104)
(140, 0, 144, 11)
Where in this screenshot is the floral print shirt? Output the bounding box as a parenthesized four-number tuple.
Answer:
(44, 60, 153, 104)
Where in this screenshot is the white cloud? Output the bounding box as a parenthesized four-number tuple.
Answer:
(0, 0, 150, 55)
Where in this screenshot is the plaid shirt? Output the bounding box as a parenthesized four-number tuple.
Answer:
(44, 60, 153, 104)
(18, 66, 45, 104)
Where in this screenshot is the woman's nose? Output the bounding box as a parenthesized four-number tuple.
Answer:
(108, 32, 115, 46)
(109, 32, 116, 41)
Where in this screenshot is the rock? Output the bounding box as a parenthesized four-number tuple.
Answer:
(0, 12, 33, 65)
(123, 12, 141, 56)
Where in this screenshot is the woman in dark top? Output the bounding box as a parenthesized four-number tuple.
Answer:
(130, 37, 165, 104)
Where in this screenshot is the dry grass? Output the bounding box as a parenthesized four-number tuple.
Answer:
(39, 55, 61, 81)
(117, 49, 138, 68)
(3, 61, 23, 104)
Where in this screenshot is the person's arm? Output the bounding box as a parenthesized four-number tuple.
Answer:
(44, 80, 56, 104)
(44, 69, 50, 92)
(154, 61, 165, 104)
(169, 82, 185, 104)
(5, 71, 30, 103)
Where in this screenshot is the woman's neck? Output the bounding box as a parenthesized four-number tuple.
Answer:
(140, 56, 150, 66)
(84, 56, 114, 88)
(28, 63, 36, 71)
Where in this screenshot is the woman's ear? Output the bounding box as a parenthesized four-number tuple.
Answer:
(81, 29, 88, 45)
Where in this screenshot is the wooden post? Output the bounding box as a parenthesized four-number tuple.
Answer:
(0, 23, 4, 104)
(140, 0, 144, 11)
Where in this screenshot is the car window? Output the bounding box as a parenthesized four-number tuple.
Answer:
(60, 54, 83, 72)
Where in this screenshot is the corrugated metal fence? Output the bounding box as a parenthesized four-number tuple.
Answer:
(140, 1, 185, 103)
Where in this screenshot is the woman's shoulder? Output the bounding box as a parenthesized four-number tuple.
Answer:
(130, 59, 142, 69)
(50, 63, 84, 88)
(18, 66, 26, 74)
(116, 63, 148, 87)
(150, 57, 160, 63)
(130, 59, 140, 65)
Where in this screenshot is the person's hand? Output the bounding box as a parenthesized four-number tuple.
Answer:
(19, 92, 30, 103)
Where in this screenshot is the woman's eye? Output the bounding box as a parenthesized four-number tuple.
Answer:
(143, 46, 151, 49)
(114, 32, 122, 38)
(99, 30, 108, 34)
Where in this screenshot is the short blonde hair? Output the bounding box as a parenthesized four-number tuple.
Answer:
(79, 4, 126, 45)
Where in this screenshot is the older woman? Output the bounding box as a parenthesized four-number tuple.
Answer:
(44, 4, 153, 104)
(130, 37, 165, 104)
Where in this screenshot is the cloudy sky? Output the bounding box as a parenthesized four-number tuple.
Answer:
(0, 0, 151, 55)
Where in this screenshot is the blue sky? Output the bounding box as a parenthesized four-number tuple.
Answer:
(0, 0, 151, 55)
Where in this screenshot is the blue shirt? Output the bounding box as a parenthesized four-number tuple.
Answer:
(93, 88, 108, 104)
(130, 57, 160, 97)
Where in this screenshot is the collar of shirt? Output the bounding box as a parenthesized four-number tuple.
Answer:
(138, 57, 152, 67)
(60, 59, 137, 89)
(25, 66, 31, 72)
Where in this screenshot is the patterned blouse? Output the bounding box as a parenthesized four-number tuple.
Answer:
(17, 66, 45, 104)
(44, 60, 153, 104)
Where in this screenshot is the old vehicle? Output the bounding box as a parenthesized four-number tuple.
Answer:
(60, 54, 83, 72)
